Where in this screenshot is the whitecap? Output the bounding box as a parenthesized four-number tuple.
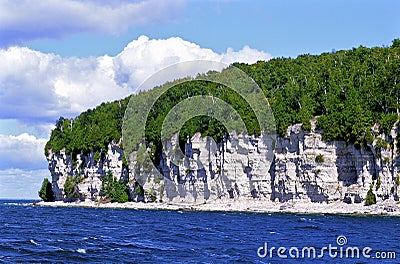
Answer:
(30, 239, 39, 246)
(77, 248, 86, 254)
(5, 203, 19, 206)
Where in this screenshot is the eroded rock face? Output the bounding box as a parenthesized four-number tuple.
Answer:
(273, 127, 373, 203)
(47, 125, 400, 204)
(134, 132, 276, 204)
(136, 129, 382, 204)
(271, 124, 400, 203)
(47, 142, 127, 201)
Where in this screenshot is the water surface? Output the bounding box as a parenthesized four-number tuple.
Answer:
(0, 200, 398, 263)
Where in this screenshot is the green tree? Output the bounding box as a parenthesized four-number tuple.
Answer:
(38, 178, 54, 202)
(365, 187, 377, 206)
(100, 171, 130, 203)
(392, 38, 400, 48)
(63, 175, 83, 200)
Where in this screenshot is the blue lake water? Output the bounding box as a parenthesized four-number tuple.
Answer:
(0, 200, 399, 263)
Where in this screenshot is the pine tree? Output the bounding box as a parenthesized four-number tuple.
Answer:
(38, 178, 55, 202)
(365, 186, 376, 206)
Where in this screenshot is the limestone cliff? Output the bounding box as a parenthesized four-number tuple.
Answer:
(47, 123, 400, 204)
(47, 142, 128, 201)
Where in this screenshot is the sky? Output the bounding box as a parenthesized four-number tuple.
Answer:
(0, 0, 399, 199)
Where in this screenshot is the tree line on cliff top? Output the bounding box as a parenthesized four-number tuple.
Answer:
(45, 39, 400, 159)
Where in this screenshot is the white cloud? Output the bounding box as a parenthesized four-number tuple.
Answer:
(0, 35, 271, 128)
(0, 169, 49, 199)
(114, 35, 272, 89)
(221, 45, 272, 64)
(0, 46, 130, 123)
(0, 0, 186, 46)
(0, 133, 48, 170)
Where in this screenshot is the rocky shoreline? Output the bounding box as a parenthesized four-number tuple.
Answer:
(37, 198, 400, 216)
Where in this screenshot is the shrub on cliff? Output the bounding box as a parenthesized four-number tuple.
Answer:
(63, 175, 83, 201)
(38, 178, 54, 202)
(376, 176, 382, 191)
(315, 154, 324, 163)
(365, 187, 377, 206)
(100, 171, 130, 203)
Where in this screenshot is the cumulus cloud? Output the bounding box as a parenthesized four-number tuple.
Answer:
(111, 35, 272, 90)
(0, 35, 271, 126)
(0, 0, 185, 46)
(0, 133, 48, 170)
(0, 46, 130, 123)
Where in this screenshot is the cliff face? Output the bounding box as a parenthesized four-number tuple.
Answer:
(47, 124, 400, 204)
(47, 142, 128, 201)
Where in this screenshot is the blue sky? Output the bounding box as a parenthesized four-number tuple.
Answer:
(0, 0, 399, 198)
(26, 0, 399, 58)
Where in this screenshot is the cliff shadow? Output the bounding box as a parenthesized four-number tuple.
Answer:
(302, 182, 329, 203)
(336, 151, 358, 186)
(274, 180, 294, 202)
(269, 155, 294, 202)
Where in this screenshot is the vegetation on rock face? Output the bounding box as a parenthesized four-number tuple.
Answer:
(94, 150, 101, 163)
(376, 176, 382, 191)
(315, 154, 324, 163)
(39, 178, 55, 202)
(147, 187, 157, 202)
(133, 184, 143, 195)
(63, 174, 83, 200)
(365, 186, 377, 206)
(100, 171, 130, 203)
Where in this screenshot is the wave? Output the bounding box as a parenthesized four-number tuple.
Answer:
(76, 248, 86, 254)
